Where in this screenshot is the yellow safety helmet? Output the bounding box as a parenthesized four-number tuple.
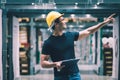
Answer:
(46, 11, 63, 28)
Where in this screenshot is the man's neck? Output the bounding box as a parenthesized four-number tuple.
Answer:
(53, 30, 63, 36)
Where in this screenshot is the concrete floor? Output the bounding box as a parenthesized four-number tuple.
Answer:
(15, 74, 116, 80)
(15, 69, 117, 80)
(15, 65, 117, 80)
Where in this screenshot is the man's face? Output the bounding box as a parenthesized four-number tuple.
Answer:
(57, 16, 67, 30)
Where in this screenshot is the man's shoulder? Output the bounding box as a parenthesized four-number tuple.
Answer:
(64, 31, 73, 35)
(43, 36, 53, 45)
(65, 31, 79, 35)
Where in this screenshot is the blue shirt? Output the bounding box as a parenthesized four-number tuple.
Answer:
(42, 31, 79, 77)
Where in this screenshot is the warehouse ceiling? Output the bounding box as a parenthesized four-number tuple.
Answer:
(1, 0, 120, 4)
(1, 0, 119, 29)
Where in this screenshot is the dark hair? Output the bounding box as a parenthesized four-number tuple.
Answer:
(54, 18, 60, 23)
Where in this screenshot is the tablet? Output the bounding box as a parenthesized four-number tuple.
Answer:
(61, 58, 80, 66)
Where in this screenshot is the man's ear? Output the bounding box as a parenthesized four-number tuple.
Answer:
(55, 22, 59, 27)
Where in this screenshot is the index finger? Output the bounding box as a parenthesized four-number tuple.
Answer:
(108, 13, 116, 18)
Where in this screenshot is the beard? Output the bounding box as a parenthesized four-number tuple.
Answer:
(59, 24, 67, 31)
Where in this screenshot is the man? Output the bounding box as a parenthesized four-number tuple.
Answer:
(41, 11, 115, 80)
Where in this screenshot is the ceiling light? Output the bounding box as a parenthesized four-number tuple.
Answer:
(79, 25, 84, 28)
(94, 5, 98, 9)
(41, 14, 46, 18)
(86, 14, 91, 18)
(75, 3, 78, 5)
(32, 3, 35, 5)
(74, 3, 78, 9)
(71, 14, 75, 18)
(97, 2, 100, 5)
(54, 6, 57, 9)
